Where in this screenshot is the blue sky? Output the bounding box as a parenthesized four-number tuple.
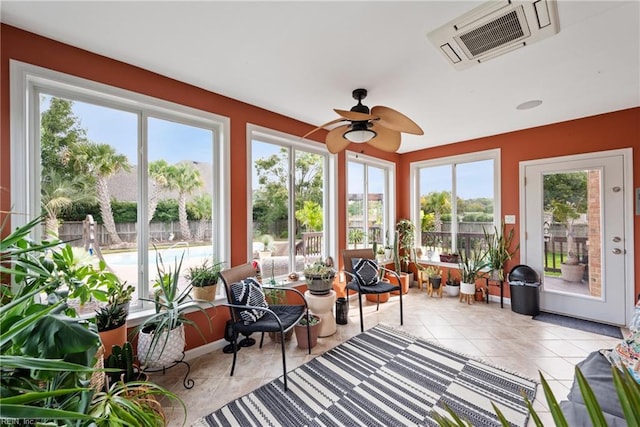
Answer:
(44, 95, 491, 199)
(43, 95, 213, 165)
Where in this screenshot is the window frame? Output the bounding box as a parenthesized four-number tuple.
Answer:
(409, 149, 501, 263)
(10, 60, 231, 314)
(346, 151, 396, 249)
(246, 124, 338, 273)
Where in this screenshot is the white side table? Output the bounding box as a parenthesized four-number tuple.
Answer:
(304, 290, 337, 337)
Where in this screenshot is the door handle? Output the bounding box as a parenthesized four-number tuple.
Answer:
(612, 248, 623, 254)
(612, 236, 621, 242)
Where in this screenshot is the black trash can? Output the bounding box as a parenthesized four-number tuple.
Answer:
(336, 297, 348, 325)
(508, 265, 541, 316)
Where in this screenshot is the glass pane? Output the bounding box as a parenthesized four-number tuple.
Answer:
(294, 150, 325, 266)
(542, 170, 598, 297)
(252, 141, 290, 280)
(367, 166, 385, 248)
(347, 162, 365, 249)
(40, 94, 138, 310)
(456, 159, 494, 258)
(419, 164, 452, 259)
(147, 117, 215, 300)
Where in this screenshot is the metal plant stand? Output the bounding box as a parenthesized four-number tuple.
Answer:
(143, 352, 194, 389)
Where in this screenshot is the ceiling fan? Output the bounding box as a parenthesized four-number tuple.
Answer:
(303, 88, 424, 154)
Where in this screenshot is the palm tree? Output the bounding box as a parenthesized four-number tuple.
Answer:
(148, 160, 171, 223)
(187, 193, 212, 242)
(40, 170, 93, 237)
(166, 163, 203, 241)
(71, 142, 130, 245)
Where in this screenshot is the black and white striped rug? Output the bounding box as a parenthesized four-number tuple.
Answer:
(195, 324, 537, 427)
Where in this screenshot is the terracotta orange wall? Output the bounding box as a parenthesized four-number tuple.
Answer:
(2, 25, 638, 346)
(397, 108, 640, 300)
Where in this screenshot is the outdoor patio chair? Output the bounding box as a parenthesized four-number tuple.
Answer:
(219, 263, 310, 391)
(341, 248, 404, 332)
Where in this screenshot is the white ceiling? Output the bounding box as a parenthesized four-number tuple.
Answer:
(2, 1, 639, 153)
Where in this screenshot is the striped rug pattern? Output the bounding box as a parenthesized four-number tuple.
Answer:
(196, 324, 537, 427)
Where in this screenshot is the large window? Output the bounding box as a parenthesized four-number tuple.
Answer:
(347, 153, 395, 251)
(11, 61, 229, 312)
(411, 150, 500, 263)
(249, 126, 336, 279)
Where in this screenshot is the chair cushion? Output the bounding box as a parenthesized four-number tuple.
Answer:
(229, 278, 269, 325)
(352, 258, 379, 286)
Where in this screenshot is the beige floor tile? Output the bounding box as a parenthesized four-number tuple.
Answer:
(153, 290, 612, 426)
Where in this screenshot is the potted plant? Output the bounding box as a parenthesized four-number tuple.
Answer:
(104, 341, 146, 385)
(88, 379, 186, 427)
(95, 302, 128, 358)
(444, 269, 460, 297)
(551, 200, 586, 282)
(97, 269, 134, 316)
(484, 221, 519, 281)
(294, 313, 321, 349)
(376, 246, 386, 262)
(424, 265, 443, 289)
(185, 259, 224, 301)
(134, 251, 214, 369)
(395, 219, 416, 273)
(258, 234, 275, 258)
(458, 247, 489, 302)
(303, 260, 336, 296)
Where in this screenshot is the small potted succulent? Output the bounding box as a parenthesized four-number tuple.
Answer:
(424, 265, 443, 290)
(294, 313, 321, 349)
(95, 303, 128, 358)
(444, 269, 460, 297)
(303, 259, 336, 296)
(185, 259, 224, 301)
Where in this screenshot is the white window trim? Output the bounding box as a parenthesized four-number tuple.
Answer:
(409, 148, 501, 257)
(246, 124, 338, 269)
(346, 151, 396, 248)
(9, 60, 231, 316)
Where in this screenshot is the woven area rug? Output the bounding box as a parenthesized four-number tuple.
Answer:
(195, 324, 537, 427)
(533, 312, 623, 339)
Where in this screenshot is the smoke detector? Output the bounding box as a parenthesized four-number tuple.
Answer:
(427, 0, 560, 70)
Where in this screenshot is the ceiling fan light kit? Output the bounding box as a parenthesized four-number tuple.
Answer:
(302, 88, 423, 154)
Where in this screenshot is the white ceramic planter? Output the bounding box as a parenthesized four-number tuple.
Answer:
(460, 282, 476, 295)
(138, 324, 185, 369)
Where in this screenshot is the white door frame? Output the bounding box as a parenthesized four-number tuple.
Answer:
(519, 148, 635, 327)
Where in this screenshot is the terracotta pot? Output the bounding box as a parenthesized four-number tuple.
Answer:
(99, 323, 127, 358)
(366, 292, 390, 303)
(391, 272, 410, 295)
(192, 284, 217, 301)
(294, 315, 321, 349)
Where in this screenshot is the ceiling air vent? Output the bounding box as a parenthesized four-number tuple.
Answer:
(427, 0, 559, 70)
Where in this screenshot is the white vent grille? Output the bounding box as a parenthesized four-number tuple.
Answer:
(428, 0, 559, 70)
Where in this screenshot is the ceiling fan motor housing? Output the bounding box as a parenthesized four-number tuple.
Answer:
(350, 88, 370, 114)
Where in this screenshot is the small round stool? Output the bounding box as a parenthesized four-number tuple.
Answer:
(304, 290, 337, 337)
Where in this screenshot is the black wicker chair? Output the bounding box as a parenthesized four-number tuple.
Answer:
(219, 263, 310, 391)
(342, 248, 404, 332)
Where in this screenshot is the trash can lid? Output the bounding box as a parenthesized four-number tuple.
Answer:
(508, 264, 540, 283)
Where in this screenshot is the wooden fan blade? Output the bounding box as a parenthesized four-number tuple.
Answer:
(367, 122, 401, 152)
(371, 105, 424, 135)
(302, 118, 347, 139)
(334, 109, 374, 121)
(325, 125, 351, 154)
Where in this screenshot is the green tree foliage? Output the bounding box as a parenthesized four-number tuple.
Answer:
(543, 172, 588, 212)
(153, 199, 179, 223)
(40, 96, 89, 177)
(253, 148, 324, 237)
(111, 200, 137, 223)
(295, 200, 323, 231)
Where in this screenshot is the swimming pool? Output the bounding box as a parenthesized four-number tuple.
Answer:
(103, 244, 214, 267)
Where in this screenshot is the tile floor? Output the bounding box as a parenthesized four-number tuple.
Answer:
(150, 287, 622, 426)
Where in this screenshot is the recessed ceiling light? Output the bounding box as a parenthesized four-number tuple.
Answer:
(516, 100, 543, 110)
